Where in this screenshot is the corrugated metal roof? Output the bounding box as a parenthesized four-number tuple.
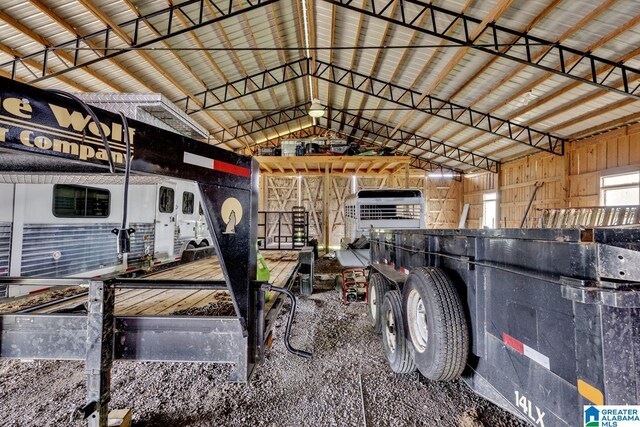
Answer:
(0, 0, 638, 172)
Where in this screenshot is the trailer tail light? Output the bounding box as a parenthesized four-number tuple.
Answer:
(400, 267, 410, 275)
(502, 332, 550, 370)
(578, 379, 604, 405)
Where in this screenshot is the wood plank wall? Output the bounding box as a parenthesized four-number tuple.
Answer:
(462, 173, 496, 229)
(260, 123, 639, 245)
(261, 171, 462, 249)
(462, 123, 640, 228)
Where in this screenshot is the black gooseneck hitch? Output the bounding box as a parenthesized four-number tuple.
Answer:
(262, 284, 312, 359)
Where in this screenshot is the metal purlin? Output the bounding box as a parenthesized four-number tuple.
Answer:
(0, 0, 279, 82)
(323, 0, 640, 100)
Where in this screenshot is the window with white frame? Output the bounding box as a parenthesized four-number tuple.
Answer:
(600, 172, 640, 206)
(482, 192, 497, 228)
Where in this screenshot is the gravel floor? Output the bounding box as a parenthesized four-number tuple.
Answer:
(0, 260, 527, 427)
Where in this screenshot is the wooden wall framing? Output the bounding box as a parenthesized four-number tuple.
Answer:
(260, 123, 640, 243)
(261, 168, 462, 249)
(463, 123, 640, 228)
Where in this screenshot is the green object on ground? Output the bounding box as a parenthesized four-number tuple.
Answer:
(257, 250, 271, 302)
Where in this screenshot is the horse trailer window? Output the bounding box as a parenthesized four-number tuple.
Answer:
(53, 184, 110, 217)
(182, 191, 195, 214)
(159, 186, 175, 213)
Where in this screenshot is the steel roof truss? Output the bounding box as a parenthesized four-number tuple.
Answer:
(312, 60, 565, 155)
(212, 103, 309, 144)
(182, 58, 310, 113)
(324, 0, 640, 99)
(325, 108, 498, 172)
(0, 0, 278, 83)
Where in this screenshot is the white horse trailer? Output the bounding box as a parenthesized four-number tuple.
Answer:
(344, 189, 426, 242)
(0, 174, 211, 297)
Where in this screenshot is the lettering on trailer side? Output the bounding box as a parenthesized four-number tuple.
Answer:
(515, 390, 546, 426)
(0, 95, 135, 165)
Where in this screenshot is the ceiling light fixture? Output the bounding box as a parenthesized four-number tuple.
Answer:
(309, 99, 325, 118)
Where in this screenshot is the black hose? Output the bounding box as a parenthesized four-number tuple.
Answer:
(117, 112, 131, 229)
(47, 89, 115, 173)
(267, 285, 312, 359)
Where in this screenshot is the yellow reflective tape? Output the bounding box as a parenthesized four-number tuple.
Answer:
(578, 379, 604, 405)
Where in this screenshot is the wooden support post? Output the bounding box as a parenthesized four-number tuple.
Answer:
(563, 146, 571, 208)
(324, 166, 330, 252)
(405, 163, 409, 189)
(496, 168, 503, 228)
(258, 174, 266, 212)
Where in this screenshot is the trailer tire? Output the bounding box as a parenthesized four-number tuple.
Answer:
(368, 272, 388, 334)
(198, 240, 208, 248)
(186, 243, 196, 250)
(402, 267, 468, 381)
(382, 290, 416, 374)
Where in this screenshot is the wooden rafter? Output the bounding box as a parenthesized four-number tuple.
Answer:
(414, 0, 564, 141)
(0, 7, 123, 92)
(28, 0, 159, 93)
(108, 0, 242, 148)
(0, 41, 87, 91)
(387, 0, 515, 139)
(349, 1, 399, 122)
(235, 2, 292, 137)
(438, 4, 640, 156)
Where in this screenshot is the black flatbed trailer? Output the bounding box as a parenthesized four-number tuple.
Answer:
(368, 227, 640, 427)
(0, 76, 312, 427)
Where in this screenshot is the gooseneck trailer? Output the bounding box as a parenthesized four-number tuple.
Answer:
(0, 76, 311, 426)
(368, 227, 640, 427)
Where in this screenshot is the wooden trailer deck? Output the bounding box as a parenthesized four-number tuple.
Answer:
(22, 251, 299, 316)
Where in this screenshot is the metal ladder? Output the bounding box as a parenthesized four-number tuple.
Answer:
(535, 205, 640, 228)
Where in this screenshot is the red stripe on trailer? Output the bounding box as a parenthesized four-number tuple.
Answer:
(184, 152, 250, 178)
(29, 287, 51, 294)
(126, 267, 137, 271)
(214, 160, 250, 178)
(154, 261, 162, 265)
(175, 256, 181, 260)
(502, 333, 551, 369)
(502, 333, 524, 354)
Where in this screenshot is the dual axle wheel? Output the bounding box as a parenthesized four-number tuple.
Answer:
(367, 268, 469, 381)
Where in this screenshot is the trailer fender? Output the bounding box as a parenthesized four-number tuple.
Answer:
(402, 267, 469, 381)
(382, 290, 417, 374)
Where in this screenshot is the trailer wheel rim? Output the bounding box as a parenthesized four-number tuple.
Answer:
(369, 284, 378, 322)
(384, 306, 397, 353)
(407, 289, 428, 352)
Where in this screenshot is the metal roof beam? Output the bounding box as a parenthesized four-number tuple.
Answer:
(312, 59, 565, 155)
(238, 109, 464, 174)
(320, 108, 498, 172)
(211, 103, 310, 144)
(324, 0, 640, 99)
(0, 0, 278, 83)
(181, 58, 311, 113)
(319, 109, 480, 173)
